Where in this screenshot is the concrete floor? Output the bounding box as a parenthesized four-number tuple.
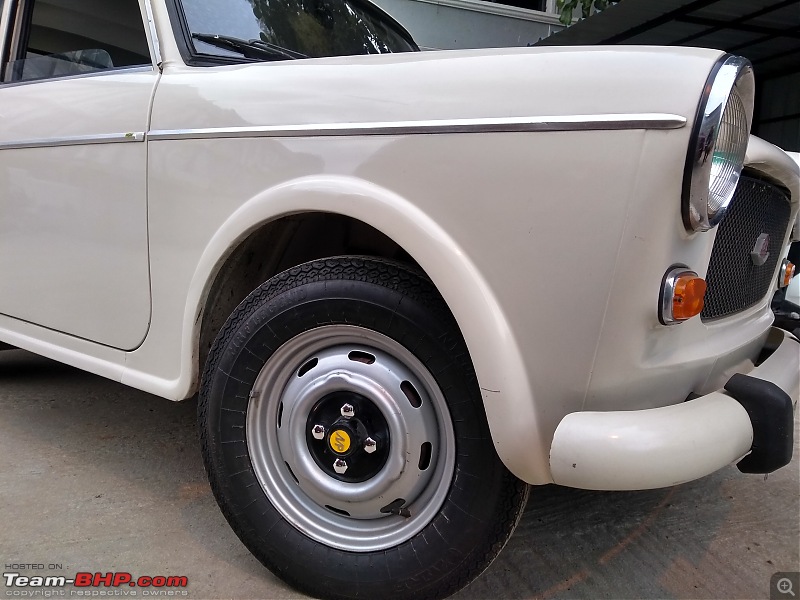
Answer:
(1, 348, 798, 600)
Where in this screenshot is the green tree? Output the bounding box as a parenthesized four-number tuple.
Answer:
(557, 0, 619, 25)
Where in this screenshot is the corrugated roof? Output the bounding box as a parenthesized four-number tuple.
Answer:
(537, 0, 800, 80)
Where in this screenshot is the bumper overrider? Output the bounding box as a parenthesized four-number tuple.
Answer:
(550, 327, 798, 490)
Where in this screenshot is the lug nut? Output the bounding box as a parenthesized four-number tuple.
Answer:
(311, 424, 325, 440)
(340, 403, 355, 418)
(333, 458, 348, 474)
(364, 437, 377, 454)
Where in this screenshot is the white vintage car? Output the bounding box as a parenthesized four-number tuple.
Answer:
(0, 0, 798, 598)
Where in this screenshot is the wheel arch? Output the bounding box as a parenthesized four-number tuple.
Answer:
(194, 212, 414, 379)
(182, 175, 548, 483)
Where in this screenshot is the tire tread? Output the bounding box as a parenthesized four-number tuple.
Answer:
(198, 257, 529, 600)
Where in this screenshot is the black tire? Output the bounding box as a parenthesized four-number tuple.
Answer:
(199, 257, 529, 600)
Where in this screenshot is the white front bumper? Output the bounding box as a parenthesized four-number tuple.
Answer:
(549, 327, 799, 490)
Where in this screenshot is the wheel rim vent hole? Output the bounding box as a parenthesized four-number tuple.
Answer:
(379, 498, 407, 514)
(348, 350, 376, 364)
(297, 357, 318, 377)
(401, 380, 422, 408)
(277, 402, 284, 428)
(325, 505, 350, 517)
(418, 442, 432, 470)
(285, 461, 299, 485)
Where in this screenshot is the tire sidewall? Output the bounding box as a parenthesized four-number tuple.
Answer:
(200, 259, 520, 599)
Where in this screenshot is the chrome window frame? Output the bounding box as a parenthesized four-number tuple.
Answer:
(1, 0, 27, 82)
(0, 64, 154, 89)
(0, 1, 16, 69)
(0, 0, 157, 85)
(141, 0, 162, 68)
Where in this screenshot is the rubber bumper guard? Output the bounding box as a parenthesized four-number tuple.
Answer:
(725, 373, 794, 473)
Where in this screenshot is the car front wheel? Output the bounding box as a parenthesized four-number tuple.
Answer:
(199, 257, 529, 600)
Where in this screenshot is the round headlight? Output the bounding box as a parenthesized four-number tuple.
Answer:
(683, 55, 754, 232)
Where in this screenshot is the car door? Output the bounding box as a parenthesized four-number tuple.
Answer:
(0, 0, 156, 350)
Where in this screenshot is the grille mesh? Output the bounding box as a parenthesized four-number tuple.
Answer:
(701, 176, 792, 321)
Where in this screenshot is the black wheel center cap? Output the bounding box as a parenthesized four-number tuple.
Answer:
(306, 391, 391, 483)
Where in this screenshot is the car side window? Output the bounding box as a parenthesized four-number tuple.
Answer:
(2, 0, 151, 83)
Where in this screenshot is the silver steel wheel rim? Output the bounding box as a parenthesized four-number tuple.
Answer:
(246, 324, 456, 552)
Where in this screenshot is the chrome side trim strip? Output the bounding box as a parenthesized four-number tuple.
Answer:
(148, 113, 686, 141)
(0, 132, 145, 150)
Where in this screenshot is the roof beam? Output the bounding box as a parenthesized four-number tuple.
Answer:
(604, 0, 721, 43)
(674, 16, 800, 41)
(670, 0, 800, 45)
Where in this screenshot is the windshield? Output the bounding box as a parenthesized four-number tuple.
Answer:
(180, 0, 417, 60)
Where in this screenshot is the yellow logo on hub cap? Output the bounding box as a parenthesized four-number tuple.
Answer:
(330, 430, 351, 454)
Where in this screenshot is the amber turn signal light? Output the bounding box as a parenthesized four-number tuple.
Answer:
(672, 275, 707, 320)
(779, 260, 795, 288)
(660, 267, 707, 325)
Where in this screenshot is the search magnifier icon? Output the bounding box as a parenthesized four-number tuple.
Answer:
(778, 578, 796, 597)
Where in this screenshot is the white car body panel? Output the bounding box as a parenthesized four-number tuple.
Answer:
(0, 70, 157, 349)
(551, 391, 755, 490)
(131, 45, 716, 484)
(0, 0, 796, 489)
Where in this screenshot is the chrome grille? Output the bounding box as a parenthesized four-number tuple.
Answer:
(701, 175, 792, 321)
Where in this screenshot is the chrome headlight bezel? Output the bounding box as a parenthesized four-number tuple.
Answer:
(683, 54, 755, 232)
